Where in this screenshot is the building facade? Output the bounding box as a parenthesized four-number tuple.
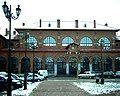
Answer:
(0, 20, 120, 76)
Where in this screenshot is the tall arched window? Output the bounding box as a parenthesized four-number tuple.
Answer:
(62, 36, 74, 46)
(43, 37, 56, 46)
(80, 37, 92, 46)
(98, 37, 110, 49)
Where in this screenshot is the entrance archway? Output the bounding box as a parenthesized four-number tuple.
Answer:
(57, 57, 66, 75)
(11, 57, 19, 73)
(81, 57, 89, 72)
(45, 57, 54, 75)
(21, 57, 30, 73)
(34, 57, 41, 72)
(69, 57, 78, 75)
(104, 57, 112, 71)
(92, 57, 101, 72)
(115, 57, 120, 71)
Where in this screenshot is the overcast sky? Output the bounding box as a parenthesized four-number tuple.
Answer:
(0, 0, 120, 36)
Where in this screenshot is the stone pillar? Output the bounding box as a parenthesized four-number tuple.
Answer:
(112, 58, 115, 72)
(54, 63, 57, 76)
(78, 63, 81, 72)
(66, 63, 69, 75)
(89, 64, 92, 72)
(18, 59, 21, 73)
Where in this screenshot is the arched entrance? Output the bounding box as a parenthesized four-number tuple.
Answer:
(115, 57, 120, 71)
(34, 57, 41, 72)
(81, 57, 89, 73)
(92, 57, 101, 72)
(104, 57, 112, 71)
(45, 57, 54, 75)
(69, 57, 78, 75)
(57, 57, 66, 75)
(21, 56, 30, 73)
(11, 57, 19, 73)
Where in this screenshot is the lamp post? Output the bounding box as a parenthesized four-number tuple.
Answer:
(29, 43, 38, 83)
(100, 39, 104, 84)
(2, 1, 21, 96)
(19, 32, 30, 90)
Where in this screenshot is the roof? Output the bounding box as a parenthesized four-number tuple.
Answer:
(15, 28, 119, 32)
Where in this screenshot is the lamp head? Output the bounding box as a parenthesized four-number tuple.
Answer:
(16, 5, 21, 17)
(2, 1, 8, 14)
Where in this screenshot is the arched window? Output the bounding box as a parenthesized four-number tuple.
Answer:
(27, 36, 37, 47)
(62, 37, 74, 46)
(80, 37, 92, 46)
(98, 37, 110, 48)
(43, 37, 56, 46)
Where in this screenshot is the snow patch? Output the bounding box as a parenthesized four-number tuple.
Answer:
(73, 82, 120, 95)
(12, 82, 40, 96)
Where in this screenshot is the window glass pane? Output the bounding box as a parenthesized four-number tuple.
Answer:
(62, 37, 74, 46)
(80, 37, 92, 46)
(43, 37, 56, 46)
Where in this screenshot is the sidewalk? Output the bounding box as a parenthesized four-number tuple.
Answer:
(29, 77, 120, 96)
(29, 80, 91, 96)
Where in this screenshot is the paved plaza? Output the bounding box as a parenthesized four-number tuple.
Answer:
(30, 77, 120, 96)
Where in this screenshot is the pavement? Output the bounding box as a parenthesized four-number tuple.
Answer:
(29, 77, 120, 96)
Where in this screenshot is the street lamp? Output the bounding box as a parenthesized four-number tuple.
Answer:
(100, 39, 104, 84)
(2, 1, 21, 96)
(29, 43, 38, 83)
(19, 32, 30, 90)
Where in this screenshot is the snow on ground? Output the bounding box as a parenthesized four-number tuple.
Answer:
(74, 82, 120, 95)
(12, 82, 41, 96)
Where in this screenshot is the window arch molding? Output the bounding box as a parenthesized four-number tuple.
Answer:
(43, 36, 56, 46)
(80, 36, 93, 46)
(62, 36, 74, 46)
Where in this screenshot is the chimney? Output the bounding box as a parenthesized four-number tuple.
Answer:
(57, 19, 60, 28)
(5, 28, 8, 36)
(22, 23, 25, 26)
(75, 20, 79, 28)
(93, 20, 96, 28)
(39, 19, 42, 27)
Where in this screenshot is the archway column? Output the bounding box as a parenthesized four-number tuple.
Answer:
(112, 58, 115, 72)
(54, 63, 57, 76)
(18, 60, 21, 73)
(89, 64, 92, 72)
(66, 62, 69, 75)
(78, 63, 81, 73)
